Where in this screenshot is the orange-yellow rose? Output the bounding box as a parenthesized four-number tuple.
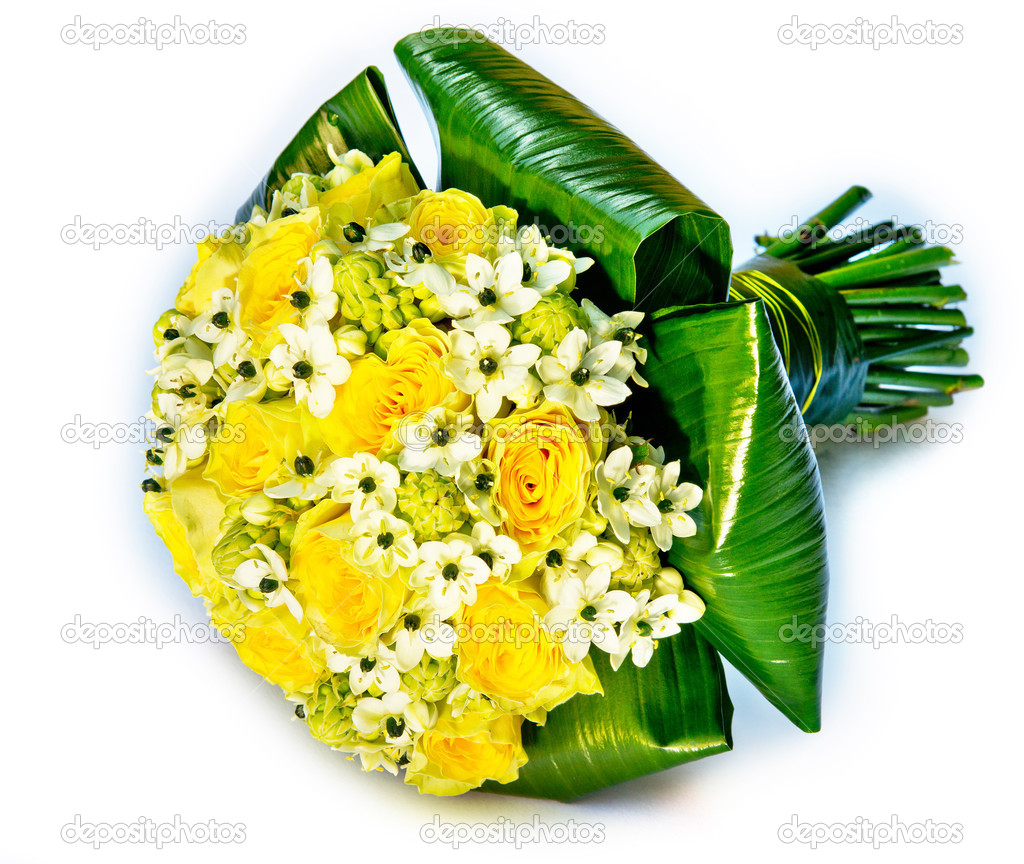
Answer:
(317, 152, 419, 224)
(204, 400, 306, 498)
(406, 708, 526, 796)
(290, 503, 406, 653)
(484, 401, 600, 555)
(175, 234, 246, 318)
(237, 210, 321, 347)
(143, 469, 226, 600)
(455, 582, 599, 718)
(228, 605, 323, 695)
(407, 189, 488, 258)
(317, 320, 466, 456)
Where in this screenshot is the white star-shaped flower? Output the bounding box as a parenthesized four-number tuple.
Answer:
(647, 460, 703, 551)
(409, 536, 490, 618)
(229, 543, 303, 622)
(537, 328, 631, 421)
(268, 321, 351, 418)
(393, 408, 482, 477)
(351, 510, 418, 576)
(323, 453, 401, 518)
(444, 324, 542, 421)
(595, 446, 661, 543)
(543, 564, 635, 661)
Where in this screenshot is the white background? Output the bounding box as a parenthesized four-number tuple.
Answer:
(3, 0, 1021, 861)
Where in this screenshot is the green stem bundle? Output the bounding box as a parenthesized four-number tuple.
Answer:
(745, 187, 983, 426)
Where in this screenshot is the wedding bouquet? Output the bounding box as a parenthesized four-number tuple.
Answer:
(141, 29, 980, 800)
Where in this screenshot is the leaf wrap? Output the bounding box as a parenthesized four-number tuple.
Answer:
(235, 67, 423, 223)
(731, 255, 868, 424)
(395, 28, 732, 311)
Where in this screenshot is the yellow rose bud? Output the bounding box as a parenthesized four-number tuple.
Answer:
(204, 400, 307, 498)
(406, 707, 526, 796)
(144, 468, 228, 601)
(229, 605, 323, 696)
(175, 234, 245, 318)
(237, 210, 321, 348)
(455, 582, 600, 718)
(317, 152, 419, 224)
(407, 189, 489, 258)
(290, 503, 406, 654)
(484, 401, 602, 556)
(317, 320, 467, 457)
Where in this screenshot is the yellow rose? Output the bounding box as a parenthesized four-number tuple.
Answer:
(406, 707, 526, 796)
(143, 470, 225, 600)
(455, 582, 600, 719)
(175, 234, 246, 318)
(317, 320, 466, 457)
(407, 189, 489, 258)
(317, 152, 419, 224)
(228, 605, 323, 696)
(237, 210, 321, 347)
(204, 400, 307, 498)
(290, 503, 406, 653)
(484, 401, 601, 556)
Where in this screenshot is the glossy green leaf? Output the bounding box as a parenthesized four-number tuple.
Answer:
(235, 67, 423, 223)
(731, 254, 868, 425)
(395, 29, 732, 312)
(484, 626, 732, 801)
(637, 301, 829, 732)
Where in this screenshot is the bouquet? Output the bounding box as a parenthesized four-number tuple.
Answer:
(141, 30, 980, 800)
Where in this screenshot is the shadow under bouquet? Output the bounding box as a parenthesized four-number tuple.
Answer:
(141, 29, 980, 801)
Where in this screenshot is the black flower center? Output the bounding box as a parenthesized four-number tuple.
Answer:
(377, 531, 395, 549)
(258, 577, 279, 593)
(580, 604, 598, 622)
(442, 563, 460, 581)
(358, 477, 377, 494)
(546, 550, 563, 568)
(343, 222, 366, 243)
(613, 485, 631, 503)
(237, 360, 256, 380)
(479, 288, 497, 307)
(290, 290, 311, 309)
(571, 367, 591, 386)
(212, 311, 230, 329)
(411, 241, 431, 263)
(294, 455, 315, 477)
(478, 357, 498, 375)
(162, 327, 180, 341)
(292, 361, 314, 380)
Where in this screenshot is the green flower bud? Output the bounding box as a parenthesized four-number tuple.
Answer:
(401, 656, 457, 703)
(334, 252, 439, 347)
(211, 519, 283, 578)
(509, 290, 589, 353)
(395, 470, 467, 542)
(303, 676, 358, 750)
(607, 526, 662, 592)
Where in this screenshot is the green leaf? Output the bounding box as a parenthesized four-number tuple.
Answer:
(638, 301, 829, 732)
(483, 626, 732, 802)
(235, 67, 423, 223)
(730, 254, 868, 425)
(394, 28, 732, 312)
